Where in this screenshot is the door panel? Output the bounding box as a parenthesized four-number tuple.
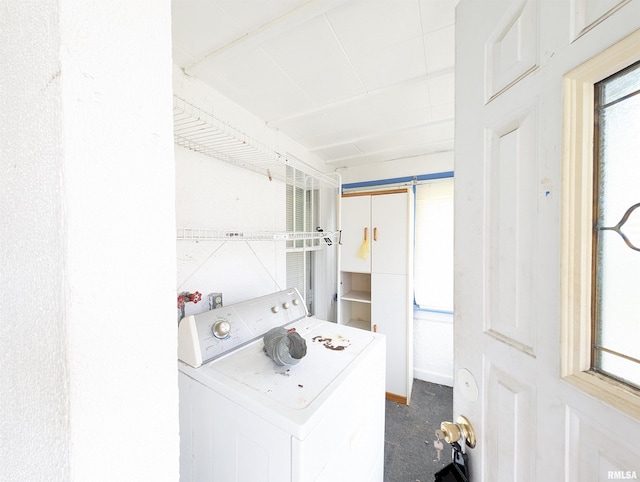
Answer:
(371, 192, 408, 275)
(372, 272, 409, 399)
(340, 195, 371, 273)
(455, 0, 640, 480)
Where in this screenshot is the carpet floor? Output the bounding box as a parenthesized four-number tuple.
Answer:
(384, 379, 454, 482)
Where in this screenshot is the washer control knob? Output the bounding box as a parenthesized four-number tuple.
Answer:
(212, 320, 231, 339)
(271, 305, 279, 313)
(292, 298, 299, 306)
(282, 302, 290, 310)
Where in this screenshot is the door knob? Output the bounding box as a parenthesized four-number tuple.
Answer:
(437, 415, 476, 449)
(439, 421, 461, 444)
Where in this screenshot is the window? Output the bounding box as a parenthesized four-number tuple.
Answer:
(592, 61, 640, 389)
(414, 177, 454, 313)
(562, 29, 640, 419)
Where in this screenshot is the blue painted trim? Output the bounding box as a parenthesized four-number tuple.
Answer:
(413, 305, 454, 315)
(342, 171, 454, 192)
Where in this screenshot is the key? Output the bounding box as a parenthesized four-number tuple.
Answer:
(433, 439, 444, 461)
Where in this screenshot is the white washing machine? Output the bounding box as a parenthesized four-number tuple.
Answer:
(177, 288, 386, 482)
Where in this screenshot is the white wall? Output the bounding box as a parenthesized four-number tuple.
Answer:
(173, 68, 336, 314)
(340, 152, 455, 387)
(1, 2, 178, 481)
(175, 145, 287, 311)
(1, 3, 69, 479)
(338, 151, 454, 184)
(413, 311, 454, 386)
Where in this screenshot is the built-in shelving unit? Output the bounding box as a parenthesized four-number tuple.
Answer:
(339, 272, 372, 330)
(338, 190, 414, 403)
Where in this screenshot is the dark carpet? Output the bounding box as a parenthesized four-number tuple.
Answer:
(384, 379, 454, 482)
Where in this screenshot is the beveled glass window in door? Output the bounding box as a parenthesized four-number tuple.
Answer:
(592, 60, 640, 389)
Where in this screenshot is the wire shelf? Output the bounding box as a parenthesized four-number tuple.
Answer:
(176, 227, 339, 242)
(173, 96, 339, 190)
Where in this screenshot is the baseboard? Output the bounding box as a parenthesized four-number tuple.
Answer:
(385, 392, 408, 405)
(413, 368, 453, 387)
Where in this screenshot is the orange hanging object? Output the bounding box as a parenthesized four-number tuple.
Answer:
(357, 227, 369, 259)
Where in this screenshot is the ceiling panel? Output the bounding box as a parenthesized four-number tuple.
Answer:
(419, 0, 456, 33)
(356, 121, 455, 153)
(260, 14, 365, 105)
(171, 0, 459, 168)
(430, 102, 455, 122)
(424, 25, 455, 74)
(327, 0, 423, 57)
(348, 36, 427, 91)
(427, 71, 455, 106)
(364, 80, 431, 124)
(189, 46, 317, 120)
(171, 0, 241, 65)
(327, 0, 425, 90)
(274, 113, 350, 148)
(328, 138, 454, 167)
(313, 143, 363, 161)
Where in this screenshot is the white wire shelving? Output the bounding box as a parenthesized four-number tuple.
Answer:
(173, 96, 339, 191)
(176, 227, 340, 242)
(173, 95, 341, 243)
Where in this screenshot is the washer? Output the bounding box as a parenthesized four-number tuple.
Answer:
(178, 288, 386, 482)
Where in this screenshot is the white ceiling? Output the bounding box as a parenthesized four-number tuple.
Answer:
(171, 0, 456, 169)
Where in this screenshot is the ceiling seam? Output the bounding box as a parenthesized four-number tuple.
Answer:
(322, 13, 368, 93)
(267, 68, 454, 128)
(306, 117, 454, 152)
(324, 140, 455, 165)
(258, 45, 317, 106)
(212, 0, 243, 32)
(183, 0, 333, 74)
(417, 0, 433, 112)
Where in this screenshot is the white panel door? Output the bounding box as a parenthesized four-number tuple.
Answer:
(340, 195, 371, 273)
(455, 1, 640, 481)
(371, 192, 409, 275)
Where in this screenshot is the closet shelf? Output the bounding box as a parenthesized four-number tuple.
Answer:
(340, 290, 372, 303)
(177, 227, 339, 242)
(173, 96, 339, 190)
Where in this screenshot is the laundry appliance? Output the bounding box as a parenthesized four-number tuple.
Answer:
(177, 288, 386, 482)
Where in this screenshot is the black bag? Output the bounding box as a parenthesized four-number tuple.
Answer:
(434, 445, 469, 482)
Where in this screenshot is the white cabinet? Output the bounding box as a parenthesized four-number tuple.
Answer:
(339, 189, 414, 403)
(371, 193, 408, 275)
(340, 195, 372, 273)
(340, 192, 408, 274)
